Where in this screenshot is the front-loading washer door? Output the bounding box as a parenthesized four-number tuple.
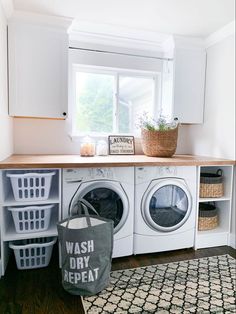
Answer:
(142, 179, 192, 232)
(70, 181, 129, 234)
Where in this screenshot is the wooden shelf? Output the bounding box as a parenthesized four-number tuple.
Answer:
(0, 154, 235, 169)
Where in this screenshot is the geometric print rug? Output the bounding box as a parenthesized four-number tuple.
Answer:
(82, 255, 236, 313)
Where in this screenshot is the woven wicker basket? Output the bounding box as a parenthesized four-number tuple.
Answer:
(198, 203, 218, 231)
(141, 126, 178, 157)
(200, 169, 223, 198)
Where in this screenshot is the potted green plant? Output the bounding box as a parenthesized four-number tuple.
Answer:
(137, 114, 179, 157)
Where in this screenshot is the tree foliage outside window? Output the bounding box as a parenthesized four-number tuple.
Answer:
(76, 72, 114, 133)
(74, 68, 156, 135)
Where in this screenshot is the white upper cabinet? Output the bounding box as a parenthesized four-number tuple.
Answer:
(161, 36, 206, 124)
(173, 48, 206, 124)
(8, 17, 71, 119)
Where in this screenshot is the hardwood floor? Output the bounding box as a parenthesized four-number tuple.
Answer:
(0, 246, 235, 314)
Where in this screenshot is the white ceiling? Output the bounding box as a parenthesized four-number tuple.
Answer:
(13, 0, 235, 37)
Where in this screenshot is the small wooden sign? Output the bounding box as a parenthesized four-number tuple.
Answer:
(108, 136, 135, 155)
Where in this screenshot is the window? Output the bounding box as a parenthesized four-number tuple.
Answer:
(75, 70, 114, 134)
(72, 66, 159, 136)
(69, 48, 163, 136)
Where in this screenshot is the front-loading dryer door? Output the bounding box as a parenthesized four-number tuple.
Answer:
(70, 181, 129, 234)
(142, 178, 192, 232)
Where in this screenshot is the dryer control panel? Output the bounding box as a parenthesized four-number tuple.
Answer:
(136, 166, 178, 184)
(158, 166, 177, 176)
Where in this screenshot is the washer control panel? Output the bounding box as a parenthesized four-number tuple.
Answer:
(93, 168, 114, 179)
(64, 168, 114, 182)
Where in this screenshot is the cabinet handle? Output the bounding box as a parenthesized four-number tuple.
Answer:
(63, 112, 67, 116)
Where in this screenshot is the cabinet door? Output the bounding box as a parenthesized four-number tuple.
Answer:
(161, 46, 206, 124)
(8, 21, 68, 119)
(173, 49, 206, 124)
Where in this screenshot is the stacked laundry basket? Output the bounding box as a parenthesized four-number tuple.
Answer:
(4, 170, 59, 270)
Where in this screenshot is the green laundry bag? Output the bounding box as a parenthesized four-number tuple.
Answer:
(57, 198, 114, 296)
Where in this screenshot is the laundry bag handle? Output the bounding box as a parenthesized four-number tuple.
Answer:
(67, 198, 99, 228)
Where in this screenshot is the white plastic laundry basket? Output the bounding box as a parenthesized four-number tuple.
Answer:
(9, 237, 57, 270)
(7, 171, 56, 201)
(8, 204, 54, 233)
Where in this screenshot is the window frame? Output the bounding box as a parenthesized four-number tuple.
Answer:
(70, 64, 162, 138)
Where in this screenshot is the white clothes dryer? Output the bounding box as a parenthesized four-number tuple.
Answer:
(62, 167, 134, 258)
(134, 166, 197, 254)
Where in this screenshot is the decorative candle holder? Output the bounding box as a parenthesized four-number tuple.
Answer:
(80, 136, 95, 157)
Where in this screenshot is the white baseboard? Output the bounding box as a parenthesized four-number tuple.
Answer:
(229, 233, 236, 249)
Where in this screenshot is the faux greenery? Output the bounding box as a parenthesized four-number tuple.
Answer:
(137, 113, 178, 131)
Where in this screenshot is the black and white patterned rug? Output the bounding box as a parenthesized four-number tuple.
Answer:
(82, 255, 236, 313)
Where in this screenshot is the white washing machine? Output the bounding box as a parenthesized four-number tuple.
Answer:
(134, 166, 197, 254)
(62, 167, 134, 258)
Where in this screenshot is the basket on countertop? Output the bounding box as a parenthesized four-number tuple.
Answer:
(141, 125, 178, 157)
(7, 171, 56, 201)
(198, 203, 218, 231)
(8, 204, 54, 234)
(200, 169, 223, 198)
(9, 237, 57, 270)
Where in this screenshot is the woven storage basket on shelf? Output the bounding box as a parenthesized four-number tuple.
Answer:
(200, 169, 223, 198)
(198, 203, 218, 231)
(141, 126, 178, 157)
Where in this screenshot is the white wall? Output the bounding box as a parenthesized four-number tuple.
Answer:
(177, 34, 235, 160)
(13, 118, 82, 154)
(0, 2, 13, 161)
(13, 118, 145, 154)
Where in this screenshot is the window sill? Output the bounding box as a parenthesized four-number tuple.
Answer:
(69, 133, 140, 142)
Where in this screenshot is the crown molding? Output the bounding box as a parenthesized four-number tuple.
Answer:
(69, 21, 207, 55)
(10, 10, 73, 31)
(69, 31, 166, 53)
(69, 20, 170, 53)
(0, 0, 14, 19)
(205, 20, 235, 48)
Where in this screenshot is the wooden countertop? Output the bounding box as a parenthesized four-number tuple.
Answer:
(0, 154, 234, 169)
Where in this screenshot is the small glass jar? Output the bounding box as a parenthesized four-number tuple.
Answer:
(96, 140, 108, 156)
(80, 136, 95, 157)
